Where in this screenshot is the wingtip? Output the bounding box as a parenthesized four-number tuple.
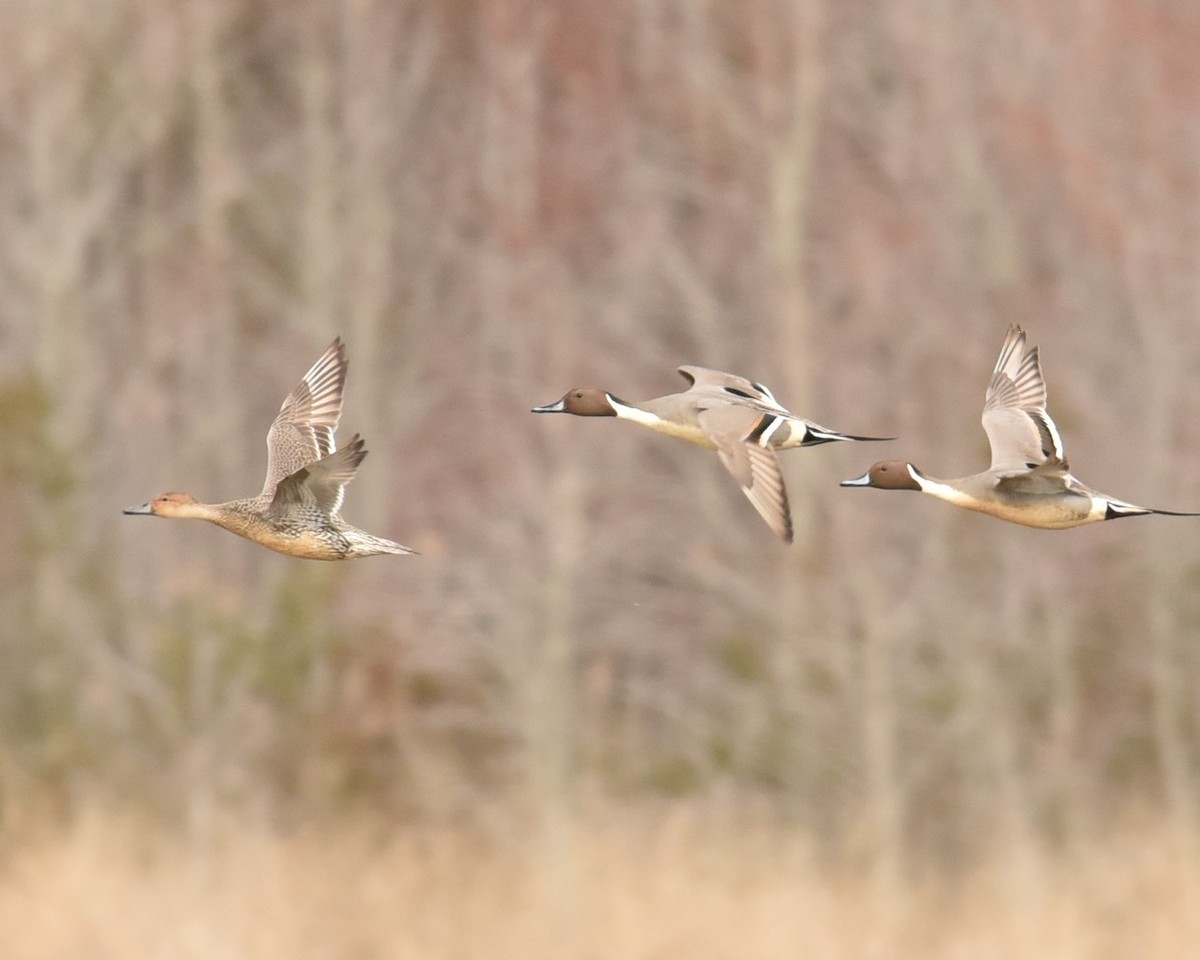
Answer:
(321, 337, 348, 378)
(344, 433, 368, 466)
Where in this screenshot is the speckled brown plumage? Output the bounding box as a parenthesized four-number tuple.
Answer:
(124, 338, 415, 560)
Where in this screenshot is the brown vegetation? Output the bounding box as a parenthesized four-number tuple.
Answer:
(2, 0, 1200, 954)
(1, 804, 1197, 960)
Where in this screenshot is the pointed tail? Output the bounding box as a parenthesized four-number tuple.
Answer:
(803, 425, 894, 446)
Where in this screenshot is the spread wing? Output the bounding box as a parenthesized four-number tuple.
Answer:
(269, 434, 366, 518)
(261, 338, 348, 497)
(699, 406, 794, 543)
(677, 365, 790, 413)
(981, 325, 1065, 473)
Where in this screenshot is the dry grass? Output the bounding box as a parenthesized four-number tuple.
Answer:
(0, 803, 1196, 960)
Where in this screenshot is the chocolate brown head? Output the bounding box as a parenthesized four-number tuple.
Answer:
(531, 389, 619, 417)
(840, 461, 924, 491)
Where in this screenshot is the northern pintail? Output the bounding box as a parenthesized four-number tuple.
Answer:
(533, 366, 891, 543)
(124, 338, 415, 559)
(841, 325, 1200, 528)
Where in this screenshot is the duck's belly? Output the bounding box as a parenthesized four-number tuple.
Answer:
(642, 417, 719, 449)
(968, 498, 1103, 529)
(923, 481, 1105, 530)
(216, 515, 350, 559)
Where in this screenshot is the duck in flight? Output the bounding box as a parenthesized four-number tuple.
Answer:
(533, 365, 891, 543)
(841, 325, 1200, 528)
(124, 338, 415, 559)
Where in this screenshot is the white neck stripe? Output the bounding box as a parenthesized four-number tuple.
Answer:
(608, 396, 660, 426)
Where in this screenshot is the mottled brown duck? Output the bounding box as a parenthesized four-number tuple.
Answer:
(124, 338, 415, 559)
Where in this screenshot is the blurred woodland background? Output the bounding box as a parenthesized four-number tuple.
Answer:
(2, 0, 1200, 956)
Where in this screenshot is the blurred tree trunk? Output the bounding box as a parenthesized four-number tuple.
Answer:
(1132, 239, 1200, 937)
(181, 0, 243, 847)
(479, 4, 581, 954)
(300, 2, 341, 345)
(993, 539, 1047, 949)
(1042, 565, 1089, 866)
(340, 0, 394, 529)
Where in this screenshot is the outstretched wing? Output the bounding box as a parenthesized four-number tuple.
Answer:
(262, 338, 348, 497)
(677, 365, 790, 413)
(981, 325, 1065, 473)
(699, 406, 794, 543)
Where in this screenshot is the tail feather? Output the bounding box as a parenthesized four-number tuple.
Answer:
(1104, 501, 1200, 521)
(346, 528, 418, 557)
(803, 425, 894, 446)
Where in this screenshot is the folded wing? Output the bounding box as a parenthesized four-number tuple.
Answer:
(269, 434, 366, 518)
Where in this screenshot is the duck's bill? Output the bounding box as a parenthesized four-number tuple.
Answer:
(122, 502, 154, 515)
(531, 399, 566, 413)
(839, 472, 873, 487)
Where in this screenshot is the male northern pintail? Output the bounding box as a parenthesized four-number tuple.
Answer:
(841, 325, 1200, 528)
(124, 338, 415, 559)
(533, 366, 891, 543)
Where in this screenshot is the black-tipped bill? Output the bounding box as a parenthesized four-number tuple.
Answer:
(531, 399, 566, 414)
(122, 502, 154, 515)
(839, 472, 874, 488)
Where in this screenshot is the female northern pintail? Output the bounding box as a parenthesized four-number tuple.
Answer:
(841, 325, 1200, 528)
(124, 338, 415, 559)
(533, 365, 891, 543)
